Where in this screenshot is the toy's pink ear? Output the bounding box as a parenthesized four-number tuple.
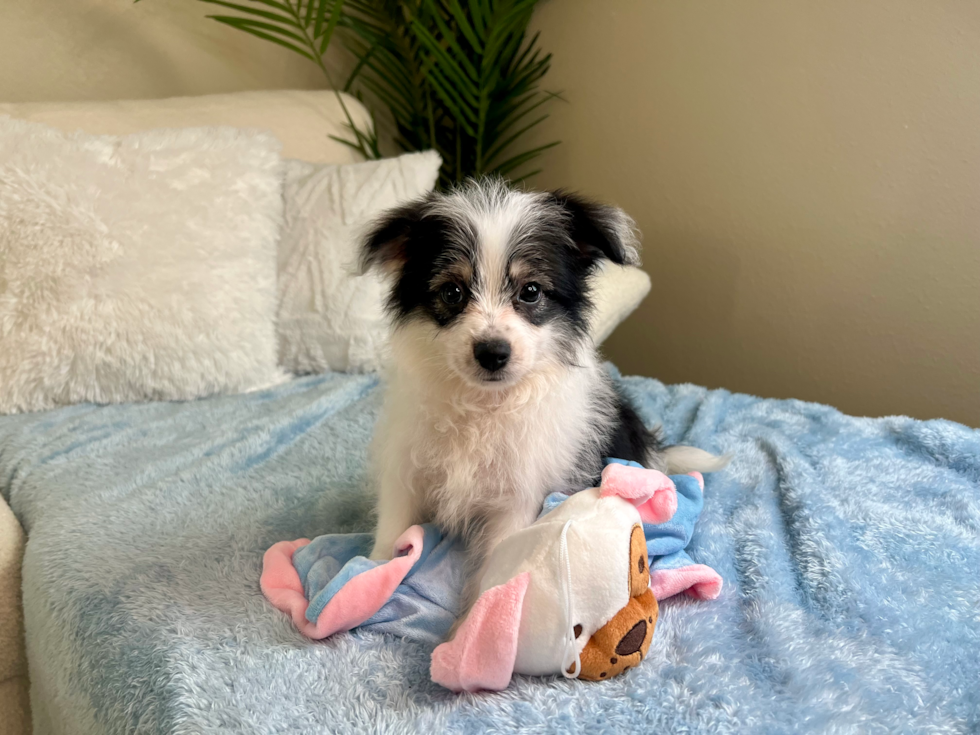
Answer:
(430, 572, 530, 693)
(600, 463, 678, 524)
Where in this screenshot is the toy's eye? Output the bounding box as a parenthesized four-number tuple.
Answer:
(638, 556, 645, 574)
(519, 282, 541, 303)
(573, 624, 583, 638)
(440, 282, 464, 305)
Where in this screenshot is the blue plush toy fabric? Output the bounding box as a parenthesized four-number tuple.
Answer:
(605, 459, 716, 584)
(278, 460, 721, 647)
(292, 524, 466, 645)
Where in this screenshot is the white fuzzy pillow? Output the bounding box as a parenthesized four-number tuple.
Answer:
(277, 151, 442, 374)
(0, 117, 285, 414)
(591, 261, 652, 344)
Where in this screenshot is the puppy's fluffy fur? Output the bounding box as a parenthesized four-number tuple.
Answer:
(360, 179, 726, 586)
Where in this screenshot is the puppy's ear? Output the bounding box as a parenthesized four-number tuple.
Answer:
(551, 191, 641, 267)
(358, 198, 428, 276)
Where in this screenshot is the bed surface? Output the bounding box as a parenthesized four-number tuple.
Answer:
(1, 368, 978, 734)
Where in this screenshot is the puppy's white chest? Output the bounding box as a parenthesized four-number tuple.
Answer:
(409, 400, 586, 534)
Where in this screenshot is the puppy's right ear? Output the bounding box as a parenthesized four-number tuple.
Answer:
(549, 191, 641, 268)
(358, 199, 428, 276)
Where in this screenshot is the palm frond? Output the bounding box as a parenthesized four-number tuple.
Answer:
(140, 0, 560, 184)
(199, 0, 301, 27)
(491, 139, 559, 177)
(208, 16, 316, 59)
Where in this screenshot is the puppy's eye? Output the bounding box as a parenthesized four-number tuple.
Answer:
(519, 282, 541, 304)
(440, 282, 464, 306)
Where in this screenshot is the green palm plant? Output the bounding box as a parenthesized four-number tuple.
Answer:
(141, 0, 560, 187)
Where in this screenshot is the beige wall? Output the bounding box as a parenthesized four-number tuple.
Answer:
(2, 0, 978, 425)
(527, 0, 980, 426)
(1, 0, 327, 103)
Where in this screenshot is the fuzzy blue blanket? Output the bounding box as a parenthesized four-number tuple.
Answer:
(1, 368, 978, 734)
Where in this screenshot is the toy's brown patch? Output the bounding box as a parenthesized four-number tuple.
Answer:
(578, 589, 658, 681)
(575, 523, 657, 681)
(628, 524, 650, 597)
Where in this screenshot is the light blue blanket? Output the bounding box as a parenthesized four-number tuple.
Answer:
(2, 367, 978, 734)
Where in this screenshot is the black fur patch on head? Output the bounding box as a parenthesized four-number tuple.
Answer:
(506, 228, 599, 340)
(360, 196, 476, 326)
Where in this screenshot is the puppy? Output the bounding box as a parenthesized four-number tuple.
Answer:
(359, 179, 726, 604)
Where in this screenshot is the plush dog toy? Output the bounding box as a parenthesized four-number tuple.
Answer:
(431, 462, 672, 690)
(261, 460, 722, 692)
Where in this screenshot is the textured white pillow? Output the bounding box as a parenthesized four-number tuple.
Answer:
(0, 117, 285, 414)
(277, 151, 442, 374)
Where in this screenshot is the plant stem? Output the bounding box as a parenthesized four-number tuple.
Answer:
(285, 0, 378, 159)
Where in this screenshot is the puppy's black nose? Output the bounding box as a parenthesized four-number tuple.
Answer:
(473, 340, 511, 372)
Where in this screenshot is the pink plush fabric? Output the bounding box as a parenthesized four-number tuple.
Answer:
(260, 538, 314, 633)
(430, 572, 531, 693)
(600, 462, 677, 524)
(261, 526, 426, 639)
(650, 565, 723, 601)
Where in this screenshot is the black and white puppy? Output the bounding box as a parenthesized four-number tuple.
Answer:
(359, 179, 725, 586)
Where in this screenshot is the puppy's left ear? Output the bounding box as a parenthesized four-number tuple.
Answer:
(358, 197, 429, 276)
(551, 191, 641, 267)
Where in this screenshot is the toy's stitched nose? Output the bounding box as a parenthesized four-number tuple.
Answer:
(615, 619, 647, 656)
(473, 340, 511, 372)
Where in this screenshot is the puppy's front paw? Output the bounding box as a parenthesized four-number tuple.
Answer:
(368, 541, 392, 561)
